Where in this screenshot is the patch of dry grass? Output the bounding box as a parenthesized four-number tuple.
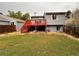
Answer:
(0, 33, 79, 55)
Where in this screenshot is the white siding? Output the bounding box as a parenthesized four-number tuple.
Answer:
(46, 26, 63, 32)
(60, 26, 63, 32)
(0, 21, 10, 25)
(45, 15, 66, 25)
(46, 26, 57, 32)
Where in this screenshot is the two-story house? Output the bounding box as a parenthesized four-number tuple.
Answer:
(44, 12, 67, 32)
(21, 11, 70, 33)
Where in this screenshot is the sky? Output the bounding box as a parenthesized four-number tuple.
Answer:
(0, 2, 79, 16)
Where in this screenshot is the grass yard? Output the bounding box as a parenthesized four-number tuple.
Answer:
(0, 33, 79, 56)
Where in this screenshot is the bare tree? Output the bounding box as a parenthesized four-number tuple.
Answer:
(73, 9, 79, 20)
(64, 9, 79, 36)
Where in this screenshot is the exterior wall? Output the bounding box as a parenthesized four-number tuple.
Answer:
(16, 22, 24, 31)
(44, 13, 66, 32)
(0, 21, 10, 25)
(60, 26, 63, 32)
(46, 26, 63, 32)
(46, 26, 57, 32)
(44, 14, 66, 25)
(31, 18, 44, 20)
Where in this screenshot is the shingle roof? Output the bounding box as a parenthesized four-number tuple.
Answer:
(45, 12, 66, 15)
(0, 14, 16, 22)
(31, 16, 44, 18)
(16, 19, 25, 23)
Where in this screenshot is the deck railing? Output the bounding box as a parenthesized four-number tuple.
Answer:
(26, 20, 47, 26)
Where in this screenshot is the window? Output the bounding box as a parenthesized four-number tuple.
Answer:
(57, 26, 60, 31)
(11, 22, 14, 25)
(52, 14, 54, 19)
(52, 14, 56, 20)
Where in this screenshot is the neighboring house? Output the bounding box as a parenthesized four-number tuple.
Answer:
(0, 14, 25, 32)
(0, 14, 17, 33)
(0, 14, 16, 25)
(44, 12, 67, 32)
(16, 19, 25, 31)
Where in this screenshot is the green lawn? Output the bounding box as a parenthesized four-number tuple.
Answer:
(0, 33, 79, 56)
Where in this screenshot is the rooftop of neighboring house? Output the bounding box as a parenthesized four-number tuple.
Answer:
(0, 14, 16, 22)
(0, 14, 25, 23)
(45, 12, 67, 15)
(16, 19, 25, 23)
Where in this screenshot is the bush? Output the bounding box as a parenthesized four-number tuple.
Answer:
(64, 18, 79, 37)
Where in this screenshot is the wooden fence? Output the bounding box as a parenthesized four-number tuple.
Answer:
(0, 25, 16, 33)
(63, 26, 79, 37)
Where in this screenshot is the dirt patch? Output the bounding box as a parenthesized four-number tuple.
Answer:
(0, 32, 24, 37)
(46, 32, 79, 41)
